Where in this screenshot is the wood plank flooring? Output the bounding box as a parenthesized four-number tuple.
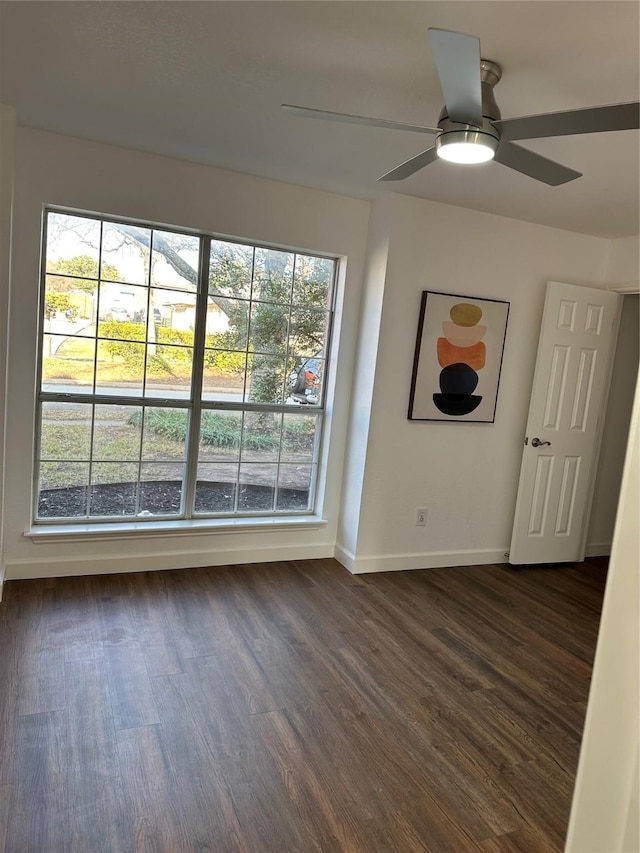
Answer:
(0, 557, 607, 852)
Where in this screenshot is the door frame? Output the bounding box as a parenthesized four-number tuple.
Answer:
(607, 281, 640, 294)
(566, 349, 640, 852)
(579, 280, 640, 559)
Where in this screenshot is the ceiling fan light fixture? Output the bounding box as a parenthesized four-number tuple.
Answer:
(435, 129, 499, 164)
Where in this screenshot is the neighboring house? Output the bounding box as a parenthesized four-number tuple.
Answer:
(171, 301, 229, 335)
(64, 281, 229, 334)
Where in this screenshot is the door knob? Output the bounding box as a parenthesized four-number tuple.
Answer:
(531, 437, 551, 447)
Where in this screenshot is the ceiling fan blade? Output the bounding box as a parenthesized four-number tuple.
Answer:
(377, 147, 438, 181)
(281, 104, 439, 135)
(494, 102, 640, 141)
(428, 28, 483, 127)
(494, 141, 582, 185)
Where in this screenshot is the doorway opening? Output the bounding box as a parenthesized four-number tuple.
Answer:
(586, 293, 639, 555)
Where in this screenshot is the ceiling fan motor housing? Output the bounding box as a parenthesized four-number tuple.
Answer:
(436, 58, 502, 157)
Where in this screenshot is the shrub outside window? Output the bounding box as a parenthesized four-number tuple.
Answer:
(35, 209, 336, 523)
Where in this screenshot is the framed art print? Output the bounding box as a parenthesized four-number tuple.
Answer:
(408, 291, 509, 422)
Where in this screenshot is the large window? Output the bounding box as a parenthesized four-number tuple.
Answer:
(35, 209, 336, 523)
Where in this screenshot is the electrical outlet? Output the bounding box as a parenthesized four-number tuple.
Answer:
(416, 508, 427, 527)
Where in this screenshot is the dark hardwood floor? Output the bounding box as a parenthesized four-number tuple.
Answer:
(0, 556, 607, 852)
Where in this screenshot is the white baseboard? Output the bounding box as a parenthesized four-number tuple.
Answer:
(334, 544, 507, 574)
(334, 543, 356, 572)
(8, 539, 602, 582)
(585, 541, 612, 557)
(4, 543, 335, 580)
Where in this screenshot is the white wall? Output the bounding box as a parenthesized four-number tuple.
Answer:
(337, 193, 611, 573)
(566, 370, 640, 853)
(3, 127, 370, 580)
(0, 105, 16, 593)
(606, 235, 640, 285)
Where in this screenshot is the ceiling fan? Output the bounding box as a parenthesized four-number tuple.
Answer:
(282, 28, 639, 186)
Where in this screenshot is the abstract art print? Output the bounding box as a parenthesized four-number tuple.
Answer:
(408, 291, 509, 422)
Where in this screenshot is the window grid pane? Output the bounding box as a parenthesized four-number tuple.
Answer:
(36, 211, 334, 523)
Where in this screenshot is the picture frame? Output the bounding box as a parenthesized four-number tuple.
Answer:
(408, 290, 510, 422)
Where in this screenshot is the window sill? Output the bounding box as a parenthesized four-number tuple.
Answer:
(25, 515, 328, 544)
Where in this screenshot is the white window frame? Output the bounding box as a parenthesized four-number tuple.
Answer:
(33, 207, 337, 526)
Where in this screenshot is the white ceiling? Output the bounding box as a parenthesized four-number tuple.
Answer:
(1, 1, 638, 238)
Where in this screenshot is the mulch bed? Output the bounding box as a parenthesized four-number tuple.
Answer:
(37, 480, 309, 518)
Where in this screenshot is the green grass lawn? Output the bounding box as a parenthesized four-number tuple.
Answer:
(39, 330, 316, 493)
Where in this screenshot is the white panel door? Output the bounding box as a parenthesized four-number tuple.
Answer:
(510, 282, 621, 564)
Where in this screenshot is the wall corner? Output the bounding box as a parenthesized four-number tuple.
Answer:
(336, 196, 395, 560)
(0, 104, 17, 596)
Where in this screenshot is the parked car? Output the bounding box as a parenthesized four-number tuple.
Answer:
(133, 307, 163, 324)
(288, 353, 323, 405)
(101, 306, 132, 322)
